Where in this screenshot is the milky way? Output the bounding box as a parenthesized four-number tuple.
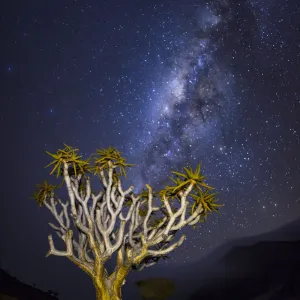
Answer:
(2, 1, 300, 299)
(123, 0, 300, 262)
(129, 1, 238, 192)
(2, 4, 300, 294)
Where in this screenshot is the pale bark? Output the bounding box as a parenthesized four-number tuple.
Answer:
(43, 159, 207, 299)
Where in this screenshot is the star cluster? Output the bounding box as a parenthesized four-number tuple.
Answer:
(1, 0, 300, 291)
(122, 0, 300, 262)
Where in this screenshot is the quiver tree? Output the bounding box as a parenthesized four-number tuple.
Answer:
(32, 144, 223, 300)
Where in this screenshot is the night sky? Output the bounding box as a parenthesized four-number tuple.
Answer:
(1, 0, 300, 299)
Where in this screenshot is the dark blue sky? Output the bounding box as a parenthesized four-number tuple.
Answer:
(1, 0, 300, 299)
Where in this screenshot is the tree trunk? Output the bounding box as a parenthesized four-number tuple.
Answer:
(94, 278, 122, 300)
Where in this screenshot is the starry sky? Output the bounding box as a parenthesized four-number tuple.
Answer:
(1, 0, 300, 299)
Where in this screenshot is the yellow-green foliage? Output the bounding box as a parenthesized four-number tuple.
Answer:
(45, 144, 89, 178)
(31, 180, 60, 207)
(31, 144, 222, 228)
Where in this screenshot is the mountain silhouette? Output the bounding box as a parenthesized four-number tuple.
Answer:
(0, 268, 59, 300)
(153, 217, 300, 300)
(181, 218, 300, 300)
(188, 240, 300, 299)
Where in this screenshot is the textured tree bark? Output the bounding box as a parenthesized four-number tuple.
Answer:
(94, 278, 122, 300)
(40, 152, 214, 300)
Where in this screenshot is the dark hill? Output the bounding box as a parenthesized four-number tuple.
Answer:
(0, 268, 59, 300)
(149, 217, 300, 300)
(188, 240, 300, 299)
